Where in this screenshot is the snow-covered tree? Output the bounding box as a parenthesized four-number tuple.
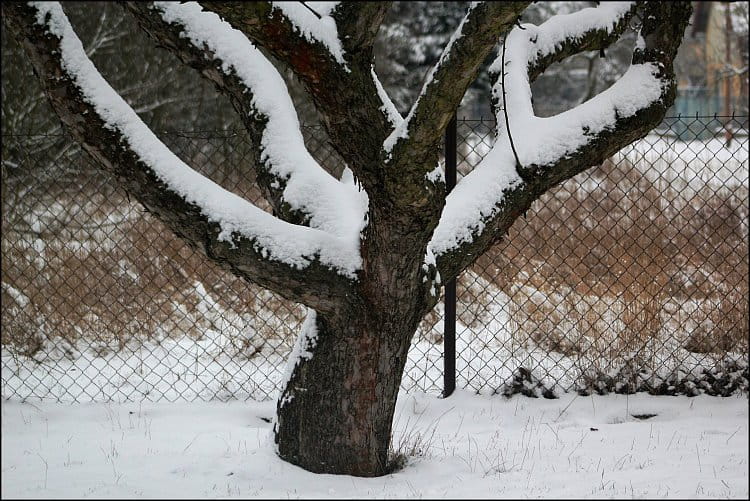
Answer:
(3, 1, 691, 477)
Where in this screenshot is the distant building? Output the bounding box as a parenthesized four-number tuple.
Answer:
(672, 1, 749, 117)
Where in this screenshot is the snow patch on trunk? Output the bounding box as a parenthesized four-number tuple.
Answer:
(277, 309, 319, 408)
(371, 66, 403, 128)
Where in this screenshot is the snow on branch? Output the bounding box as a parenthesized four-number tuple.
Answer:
(196, 2, 398, 200)
(382, 6, 474, 155)
(525, 1, 637, 79)
(490, 1, 665, 173)
(16, 2, 363, 282)
(151, 2, 367, 244)
(430, 1, 690, 277)
(371, 66, 403, 128)
(428, 143, 522, 259)
(198, 2, 350, 76)
(270, 2, 347, 66)
(493, 36, 664, 171)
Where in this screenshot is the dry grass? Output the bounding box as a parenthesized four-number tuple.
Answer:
(466, 157, 748, 357)
(682, 286, 750, 355)
(478, 159, 748, 299)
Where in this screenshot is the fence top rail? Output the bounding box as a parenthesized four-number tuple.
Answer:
(3, 114, 749, 138)
(454, 114, 750, 122)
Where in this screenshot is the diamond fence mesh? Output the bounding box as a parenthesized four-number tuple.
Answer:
(1, 116, 748, 402)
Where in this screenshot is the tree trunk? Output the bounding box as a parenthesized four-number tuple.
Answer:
(274, 307, 417, 477)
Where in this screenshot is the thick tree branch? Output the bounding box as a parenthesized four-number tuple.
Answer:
(197, 2, 347, 66)
(123, 2, 366, 241)
(526, 1, 639, 82)
(332, 2, 391, 54)
(196, 2, 395, 198)
(433, 1, 692, 283)
(3, 1, 357, 314)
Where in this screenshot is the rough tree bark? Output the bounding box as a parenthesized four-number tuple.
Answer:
(3, 1, 692, 477)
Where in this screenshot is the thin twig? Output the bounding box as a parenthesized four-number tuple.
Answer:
(554, 394, 579, 422)
(501, 35, 522, 171)
(299, 2, 322, 19)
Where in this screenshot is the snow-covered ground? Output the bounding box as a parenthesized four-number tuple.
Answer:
(2, 390, 747, 498)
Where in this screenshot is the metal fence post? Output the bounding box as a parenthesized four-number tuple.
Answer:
(443, 114, 457, 398)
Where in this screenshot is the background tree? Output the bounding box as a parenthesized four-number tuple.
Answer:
(3, 1, 691, 477)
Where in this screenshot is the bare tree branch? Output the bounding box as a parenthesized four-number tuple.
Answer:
(332, 2, 391, 54)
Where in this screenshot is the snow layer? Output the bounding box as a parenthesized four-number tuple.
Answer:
(430, 2, 666, 258)
(154, 2, 368, 257)
(2, 392, 747, 498)
(31, 2, 364, 278)
(1, 282, 29, 309)
(271, 2, 346, 66)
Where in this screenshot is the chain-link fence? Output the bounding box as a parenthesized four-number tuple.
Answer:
(2, 115, 748, 402)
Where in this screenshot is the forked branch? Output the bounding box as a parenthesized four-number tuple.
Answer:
(3, 1, 358, 313)
(383, 2, 529, 170)
(123, 2, 367, 240)
(432, 1, 692, 283)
